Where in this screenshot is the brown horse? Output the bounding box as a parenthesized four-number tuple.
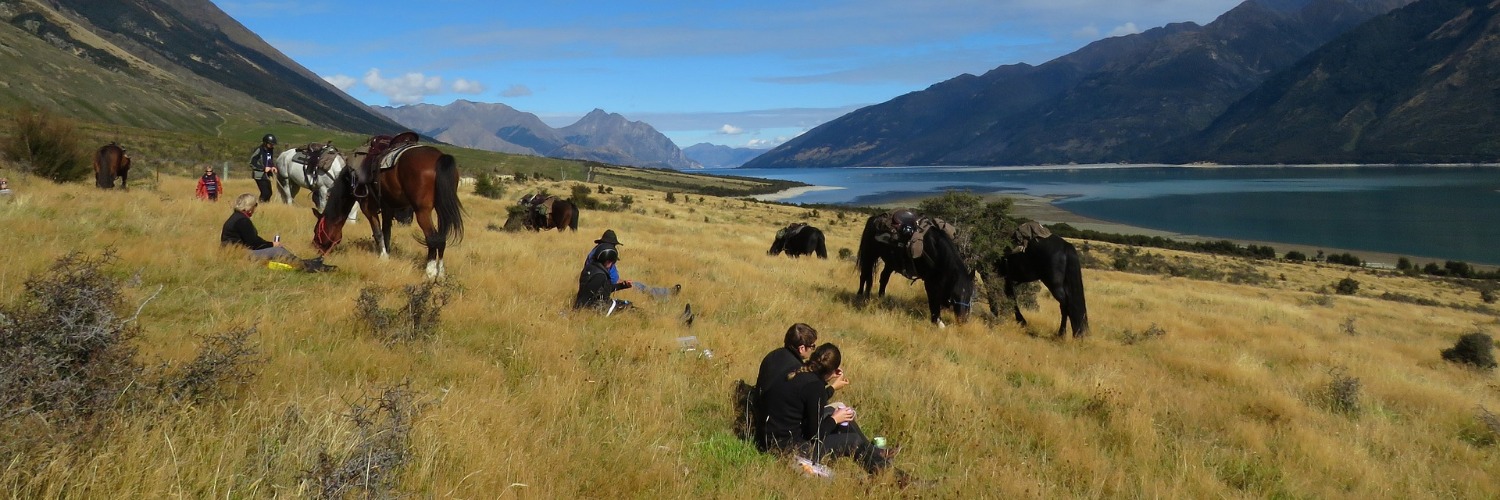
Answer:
(526, 199, 579, 232)
(311, 145, 464, 278)
(92, 143, 131, 189)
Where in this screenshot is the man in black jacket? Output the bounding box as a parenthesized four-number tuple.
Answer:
(574, 247, 631, 314)
(249, 133, 277, 202)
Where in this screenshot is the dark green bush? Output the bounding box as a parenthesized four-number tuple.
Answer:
(473, 174, 505, 199)
(2, 107, 89, 183)
(1334, 277, 1360, 295)
(1442, 333, 1497, 371)
(1284, 250, 1307, 262)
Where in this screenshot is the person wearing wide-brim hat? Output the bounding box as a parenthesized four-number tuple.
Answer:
(584, 229, 630, 288)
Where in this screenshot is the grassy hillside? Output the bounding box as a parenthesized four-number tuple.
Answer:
(1, 173, 1497, 497)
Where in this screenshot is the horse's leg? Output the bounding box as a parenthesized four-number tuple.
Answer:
(925, 281, 944, 327)
(1047, 281, 1071, 338)
(415, 207, 441, 279)
(878, 267, 895, 297)
(1005, 279, 1028, 326)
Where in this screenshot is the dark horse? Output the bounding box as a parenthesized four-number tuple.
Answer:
(311, 145, 465, 278)
(996, 234, 1088, 337)
(768, 224, 827, 258)
(526, 199, 579, 232)
(92, 143, 131, 189)
(856, 215, 975, 326)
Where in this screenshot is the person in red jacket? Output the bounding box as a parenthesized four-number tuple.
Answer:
(195, 166, 222, 201)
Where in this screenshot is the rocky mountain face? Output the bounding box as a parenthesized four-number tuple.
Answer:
(379, 102, 702, 170)
(683, 143, 767, 169)
(744, 0, 1414, 168)
(1182, 0, 1500, 163)
(0, 0, 402, 135)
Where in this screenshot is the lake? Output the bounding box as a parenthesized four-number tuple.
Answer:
(721, 165, 1500, 265)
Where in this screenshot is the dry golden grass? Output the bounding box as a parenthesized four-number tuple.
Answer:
(1, 172, 1498, 498)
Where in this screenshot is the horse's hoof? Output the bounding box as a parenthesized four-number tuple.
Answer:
(936, 319, 947, 329)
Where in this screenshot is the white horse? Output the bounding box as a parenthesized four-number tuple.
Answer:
(274, 147, 355, 220)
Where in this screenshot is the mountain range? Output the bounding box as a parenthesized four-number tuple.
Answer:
(377, 101, 701, 170)
(0, 0, 402, 136)
(682, 143, 767, 169)
(744, 0, 1420, 168)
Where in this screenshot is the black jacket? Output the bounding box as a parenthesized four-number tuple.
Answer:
(221, 211, 272, 250)
(754, 347, 804, 447)
(761, 370, 837, 451)
(249, 145, 274, 171)
(574, 261, 617, 309)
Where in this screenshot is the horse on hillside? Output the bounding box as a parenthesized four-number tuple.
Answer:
(768, 223, 827, 258)
(92, 143, 131, 189)
(856, 213, 975, 326)
(311, 143, 465, 278)
(525, 198, 579, 232)
(274, 145, 349, 215)
(995, 234, 1088, 337)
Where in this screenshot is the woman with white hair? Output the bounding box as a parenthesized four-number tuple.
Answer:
(220, 193, 334, 272)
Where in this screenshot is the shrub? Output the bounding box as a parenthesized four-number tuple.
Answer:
(160, 325, 262, 404)
(1327, 253, 1364, 267)
(1423, 262, 1442, 275)
(1483, 289, 1497, 304)
(354, 281, 459, 345)
(1120, 323, 1166, 345)
(473, 174, 505, 199)
(304, 382, 427, 499)
(0, 251, 143, 425)
(1324, 368, 1361, 415)
(1445, 261, 1474, 279)
(1397, 257, 1413, 271)
(1442, 333, 1497, 371)
(665, 192, 677, 203)
(1284, 250, 1307, 262)
(2, 107, 89, 183)
(617, 194, 635, 209)
(1340, 316, 1357, 336)
(1334, 277, 1360, 295)
(837, 248, 854, 261)
(571, 183, 600, 209)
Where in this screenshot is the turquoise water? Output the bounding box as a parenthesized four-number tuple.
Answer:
(723, 165, 1500, 265)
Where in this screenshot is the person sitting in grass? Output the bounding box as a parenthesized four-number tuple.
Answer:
(574, 247, 632, 314)
(755, 323, 819, 449)
(761, 343, 899, 479)
(220, 193, 334, 272)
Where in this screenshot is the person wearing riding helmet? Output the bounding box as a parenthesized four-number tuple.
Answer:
(250, 133, 278, 202)
(584, 229, 630, 289)
(574, 246, 632, 314)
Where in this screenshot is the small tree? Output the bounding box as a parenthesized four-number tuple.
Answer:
(2, 107, 89, 183)
(1396, 257, 1413, 271)
(1284, 250, 1307, 262)
(1334, 277, 1360, 295)
(1442, 333, 1497, 371)
(665, 192, 677, 203)
(473, 174, 505, 199)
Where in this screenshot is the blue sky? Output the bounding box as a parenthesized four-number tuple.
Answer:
(218, 0, 1245, 149)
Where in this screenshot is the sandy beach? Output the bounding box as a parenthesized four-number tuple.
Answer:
(882, 193, 1491, 270)
(747, 185, 845, 202)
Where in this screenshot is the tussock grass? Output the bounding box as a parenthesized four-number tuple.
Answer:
(0, 174, 1498, 497)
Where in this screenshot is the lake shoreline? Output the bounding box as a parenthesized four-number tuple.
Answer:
(877, 193, 1496, 271)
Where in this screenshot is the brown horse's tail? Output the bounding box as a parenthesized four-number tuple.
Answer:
(433, 153, 465, 245)
(94, 146, 116, 189)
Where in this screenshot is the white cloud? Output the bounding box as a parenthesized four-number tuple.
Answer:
(746, 139, 776, 148)
(322, 74, 356, 91)
(718, 124, 745, 135)
(501, 84, 533, 98)
(1108, 22, 1141, 37)
(361, 68, 444, 105)
(452, 78, 485, 94)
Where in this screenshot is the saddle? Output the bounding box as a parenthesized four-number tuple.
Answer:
(777, 222, 809, 240)
(292, 142, 340, 174)
(526, 194, 556, 227)
(348, 132, 420, 195)
(1011, 220, 1052, 254)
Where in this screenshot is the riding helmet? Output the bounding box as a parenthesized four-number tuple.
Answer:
(262, 133, 278, 145)
(594, 247, 620, 263)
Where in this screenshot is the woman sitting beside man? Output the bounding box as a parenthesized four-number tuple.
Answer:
(760, 342, 898, 478)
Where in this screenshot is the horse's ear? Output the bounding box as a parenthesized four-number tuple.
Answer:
(311, 207, 322, 220)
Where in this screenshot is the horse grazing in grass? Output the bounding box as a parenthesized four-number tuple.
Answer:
(274, 145, 348, 214)
(856, 213, 975, 326)
(995, 234, 1088, 337)
(525, 198, 579, 232)
(768, 223, 827, 258)
(92, 143, 131, 189)
(311, 144, 464, 278)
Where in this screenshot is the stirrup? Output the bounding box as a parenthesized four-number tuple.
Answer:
(352, 182, 371, 198)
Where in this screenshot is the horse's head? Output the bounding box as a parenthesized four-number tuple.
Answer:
(768, 232, 787, 255)
(947, 270, 977, 322)
(311, 207, 345, 254)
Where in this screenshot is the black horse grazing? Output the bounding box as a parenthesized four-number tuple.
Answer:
(768, 224, 827, 258)
(996, 234, 1088, 337)
(856, 214, 975, 326)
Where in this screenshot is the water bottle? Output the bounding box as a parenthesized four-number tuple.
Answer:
(872, 436, 887, 449)
(274, 234, 280, 244)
